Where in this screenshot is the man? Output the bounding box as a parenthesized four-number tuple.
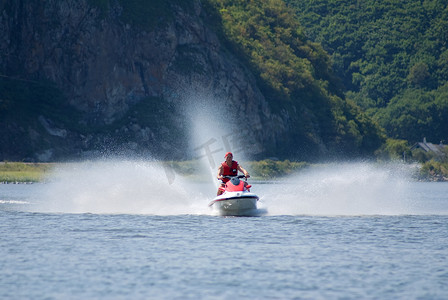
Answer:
(216, 152, 250, 195)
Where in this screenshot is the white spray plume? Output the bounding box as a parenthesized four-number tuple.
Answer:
(34, 160, 213, 215)
(260, 162, 417, 216)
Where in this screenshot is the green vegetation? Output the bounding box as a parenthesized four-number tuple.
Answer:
(205, 0, 446, 177)
(2, 159, 446, 182)
(4, 0, 446, 163)
(0, 162, 54, 183)
(287, 0, 448, 144)
(419, 160, 448, 181)
(373, 138, 448, 180)
(207, 0, 338, 99)
(374, 85, 448, 142)
(168, 159, 309, 179)
(247, 159, 308, 178)
(374, 138, 411, 161)
(205, 0, 384, 157)
(0, 160, 310, 182)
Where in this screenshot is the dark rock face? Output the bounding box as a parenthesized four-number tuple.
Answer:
(0, 0, 322, 161)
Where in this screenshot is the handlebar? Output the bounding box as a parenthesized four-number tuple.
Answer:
(222, 175, 246, 179)
(219, 175, 248, 182)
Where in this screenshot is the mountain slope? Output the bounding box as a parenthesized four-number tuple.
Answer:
(207, 0, 384, 157)
(287, 0, 448, 143)
(0, 0, 384, 161)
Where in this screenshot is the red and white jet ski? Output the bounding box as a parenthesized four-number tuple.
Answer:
(209, 175, 259, 216)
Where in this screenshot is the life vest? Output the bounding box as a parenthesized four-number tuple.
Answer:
(221, 161, 238, 182)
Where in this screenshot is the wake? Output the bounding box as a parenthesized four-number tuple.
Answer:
(33, 160, 213, 215)
(32, 160, 440, 216)
(260, 162, 420, 216)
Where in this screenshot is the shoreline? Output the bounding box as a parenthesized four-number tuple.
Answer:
(0, 161, 447, 184)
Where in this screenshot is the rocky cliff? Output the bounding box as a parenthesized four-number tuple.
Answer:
(0, 0, 333, 161)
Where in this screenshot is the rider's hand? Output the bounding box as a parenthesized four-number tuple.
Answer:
(245, 173, 250, 178)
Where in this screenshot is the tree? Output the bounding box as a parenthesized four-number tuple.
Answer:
(408, 62, 430, 88)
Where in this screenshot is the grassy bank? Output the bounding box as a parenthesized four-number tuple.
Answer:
(168, 159, 309, 180)
(2, 160, 445, 183)
(0, 159, 309, 183)
(419, 160, 448, 182)
(0, 160, 310, 183)
(0, 162, 54, 183)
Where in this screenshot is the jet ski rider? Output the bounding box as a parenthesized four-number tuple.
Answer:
(216, 152, 250, 195)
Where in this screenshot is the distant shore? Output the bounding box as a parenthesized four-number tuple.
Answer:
(0, 162, 55, 183)
(0, 160, 446, 183)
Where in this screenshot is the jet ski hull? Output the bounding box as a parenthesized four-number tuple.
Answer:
(209, 192, 259, 216)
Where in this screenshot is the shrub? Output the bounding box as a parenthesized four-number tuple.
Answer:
(248, 159, 308, 178)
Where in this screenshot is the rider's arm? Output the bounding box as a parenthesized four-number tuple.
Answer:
(238, 165, 250, 178)
(217, 165, 224, 180)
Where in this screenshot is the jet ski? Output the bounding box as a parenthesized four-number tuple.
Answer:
(209, 175, 259, 216)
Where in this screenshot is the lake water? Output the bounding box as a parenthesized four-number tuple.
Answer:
(1, 161, 448, 299)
